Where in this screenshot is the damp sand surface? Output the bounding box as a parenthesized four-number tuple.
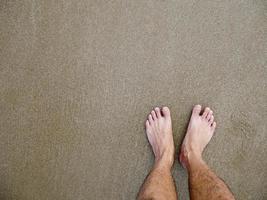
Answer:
(0, 1, 266, 200)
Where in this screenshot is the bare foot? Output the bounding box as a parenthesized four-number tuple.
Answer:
(145, 107, 175, 169)
(179, 105, 216, 169)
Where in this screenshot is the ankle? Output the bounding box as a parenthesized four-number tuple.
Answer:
(153, 159, 172, 172)
(185, 151, 206, 171)
(154, 152, 174, 170)
(181, 148, 204, 168)
(188, 150, 203, 161)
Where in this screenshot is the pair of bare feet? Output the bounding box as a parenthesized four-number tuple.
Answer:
(145, 105, 216, 171)
(140, 105, 235, 200)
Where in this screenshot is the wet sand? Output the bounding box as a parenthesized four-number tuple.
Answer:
(0, 1, 266, 199)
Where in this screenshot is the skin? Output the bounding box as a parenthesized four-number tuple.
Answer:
(138, 105, 235, 200)
(137, 107, 177, 200)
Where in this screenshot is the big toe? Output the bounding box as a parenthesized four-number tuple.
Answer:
(162, 106, 171, 117)
(192, 105, 201, 115)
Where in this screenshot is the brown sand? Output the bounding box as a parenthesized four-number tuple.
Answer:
(0, 1, 266, 199)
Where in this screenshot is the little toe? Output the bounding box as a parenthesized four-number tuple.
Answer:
(211, 121, 217, 131)
(151, 110, 157, 120)
(192, 105, 202, 116)
(155, 107, 162, 118)
(202, 107, 210, 118)
(162, 106, 171, 117)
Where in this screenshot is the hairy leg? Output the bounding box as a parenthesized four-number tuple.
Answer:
(179, 105, 235, 200)
(138, 107, 177, 200)
(138, 162, 177, 200)
(187, 154, 234, 200)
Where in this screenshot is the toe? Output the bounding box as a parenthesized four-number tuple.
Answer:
(206, 110, 213, 121)
(148, 114, 153, 123)
(202, 107, 210, 118)
(192, 105, 201, 115)
(155, 107, 162, 118)
(145, 120, 150, 127)
(162, 106, 171, 117)
(209, 115, 214, 125)
(151, 110, 157, 120)
(211, 121, 216, 130)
